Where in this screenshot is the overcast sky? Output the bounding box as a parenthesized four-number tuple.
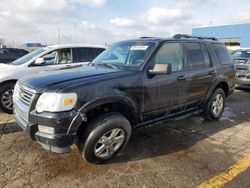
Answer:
(0, 0, 250, 46)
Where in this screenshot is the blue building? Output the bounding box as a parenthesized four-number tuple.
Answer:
(192, 23, 250, 48)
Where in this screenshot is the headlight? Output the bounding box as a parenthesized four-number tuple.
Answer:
(36, 92, 77, 113)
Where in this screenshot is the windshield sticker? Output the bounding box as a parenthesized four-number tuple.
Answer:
(130, 46, 149, 50)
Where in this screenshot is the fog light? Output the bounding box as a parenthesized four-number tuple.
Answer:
(38, 125, 55, 134)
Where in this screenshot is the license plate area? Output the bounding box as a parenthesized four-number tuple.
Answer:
(14, 100, 29, 123)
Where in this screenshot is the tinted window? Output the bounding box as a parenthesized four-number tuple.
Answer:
(95, 48, 105, 56)
(9, 49, 21, 55)
(0, 49, 8, 54)
(232, 50, 250, 58)
(74, 48, 95, 62)
(185, 43, 205, 69)
(154, 43, 183, 72)
(213, 43, 232, 64)
(155, 43, 183, 72)
(201, 44, 211, 67)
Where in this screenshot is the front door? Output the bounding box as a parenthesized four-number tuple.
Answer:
(143, 42, 188, 120)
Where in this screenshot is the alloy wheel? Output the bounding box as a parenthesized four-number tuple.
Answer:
(1, 89, 14, 111)
(212, 93, 224, 116)
(94, 128, 125, 159)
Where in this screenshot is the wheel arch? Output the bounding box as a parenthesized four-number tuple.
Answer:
(79, 96, 139, 127)
(206, 79, 229, 102)
(0, 79, 18, 87)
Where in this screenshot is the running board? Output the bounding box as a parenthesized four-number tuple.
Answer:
(136, 108, 202, 128)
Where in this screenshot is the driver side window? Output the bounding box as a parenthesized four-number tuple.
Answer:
(154, 43, 183, 72)
(42, 51, 57, 65)
(39, 48, 72, 65)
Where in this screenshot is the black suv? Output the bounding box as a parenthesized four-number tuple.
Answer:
(14, 35, 235, 163)
(0, 48, 29, 63)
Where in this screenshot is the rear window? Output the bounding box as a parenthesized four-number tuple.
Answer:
(213, 43, 232, 64)
(95, 48, 105, 56)
(73, 48, 96, 62)
(185, 42, 206, 69)
(232, 50, 250, 58)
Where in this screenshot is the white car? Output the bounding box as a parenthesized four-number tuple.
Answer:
(0, 44, 106, 113)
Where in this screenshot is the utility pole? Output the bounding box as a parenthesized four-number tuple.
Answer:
(57, 29, 61, 44)
(74, 23, 77, 44)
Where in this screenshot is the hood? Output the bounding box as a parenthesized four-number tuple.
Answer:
(19, 65, 132, 92)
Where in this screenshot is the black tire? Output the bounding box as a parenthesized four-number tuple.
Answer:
(203, 88, 225, 120)
(0, 83, 15, 114)
(77, 112, 132, 164)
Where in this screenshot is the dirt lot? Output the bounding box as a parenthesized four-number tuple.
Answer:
(0, 90, 250, 188)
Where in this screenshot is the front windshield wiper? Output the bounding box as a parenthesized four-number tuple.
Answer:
(88, 61, 97, 68)
(99, 63, 118, 69)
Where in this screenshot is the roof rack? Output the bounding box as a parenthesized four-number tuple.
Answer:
(140, 37, 159, 39)
(173, 34, 218, 41)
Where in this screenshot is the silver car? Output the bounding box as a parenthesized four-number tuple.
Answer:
(235, 60, 250, 89)
(0, 44, 106, 113)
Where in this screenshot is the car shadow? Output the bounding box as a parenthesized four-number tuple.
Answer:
(0, 110, 21, 134)
(108, 90, 250, 164)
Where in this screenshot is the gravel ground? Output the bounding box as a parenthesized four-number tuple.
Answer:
(0, 89, 250, 188)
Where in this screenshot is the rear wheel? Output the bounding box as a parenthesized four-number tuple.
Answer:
(77, 112, 132, 163)
(0, 83, 15, 114)
(203, 88, 225, 120)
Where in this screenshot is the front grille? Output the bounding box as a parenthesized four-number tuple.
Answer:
(236, 66, 249, 71)
(15, 84, 35, 106)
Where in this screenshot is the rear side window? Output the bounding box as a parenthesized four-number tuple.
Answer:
(213, 43, 232, 64)
(95, 48, 105, 56)
(185, 43, 206, 69)
(201, 44, 211, 67)
(73, 48, 96, 62)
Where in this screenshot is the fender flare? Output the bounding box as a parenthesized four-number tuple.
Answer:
(205, 78, 229, 103)
(78, 95, 139, 124)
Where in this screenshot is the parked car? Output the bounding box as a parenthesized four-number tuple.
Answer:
(0, 44, 106, 113)
(14, 35, 235, 163)
(232, 49, 250, 64)
(235, 60, 250, 88)
(0, 48, 29, 63)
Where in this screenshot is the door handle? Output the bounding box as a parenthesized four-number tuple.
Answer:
(177, 75, 187, 81)
(208, 69, 216, 75)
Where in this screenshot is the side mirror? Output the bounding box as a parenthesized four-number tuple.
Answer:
(34, 58, 44, 65)
(148, 63, 172, 75)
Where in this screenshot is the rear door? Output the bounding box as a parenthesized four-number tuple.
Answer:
(184, 42, 216, 106)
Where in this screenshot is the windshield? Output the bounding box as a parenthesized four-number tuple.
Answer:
(232, 50, 250, 59)
(12, 48, 46, 65)
(92, 41, 157, 70)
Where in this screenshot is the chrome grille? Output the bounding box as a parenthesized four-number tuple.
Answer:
(14, 84, 35, 106)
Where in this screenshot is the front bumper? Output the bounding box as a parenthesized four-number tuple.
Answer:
(235, 77, 250, 89)
(15, 108, 83, 154)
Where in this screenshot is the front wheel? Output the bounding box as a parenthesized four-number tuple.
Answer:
(77, 112, 132, 163)
(203, 88, 226, 120)
(0, 83, 15, 114)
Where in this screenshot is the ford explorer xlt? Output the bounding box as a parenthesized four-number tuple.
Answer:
(14, 35, 235, 163)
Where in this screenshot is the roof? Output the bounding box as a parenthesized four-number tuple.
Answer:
(46, 44, 107, 49)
